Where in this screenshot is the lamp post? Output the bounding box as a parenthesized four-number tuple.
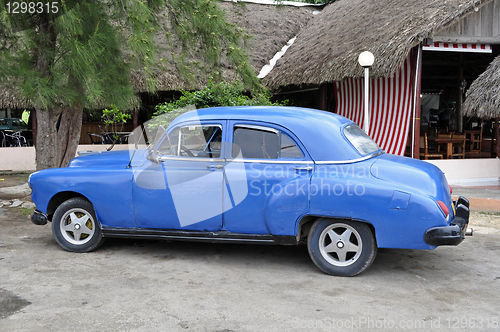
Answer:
(358, 51, 374, 135)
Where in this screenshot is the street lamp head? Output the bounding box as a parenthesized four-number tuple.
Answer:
(358, 51, 374, 68)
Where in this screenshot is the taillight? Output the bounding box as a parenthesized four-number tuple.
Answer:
(449, 185, 453, 194)
(438, 200, 449, 217)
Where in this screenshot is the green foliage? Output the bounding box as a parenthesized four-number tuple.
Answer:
(101, 105, 131, 148)
(102, 105, 132, 126)
(150, 79, 287, 128)
(0, 1, 146, 111)
(0, 0, 263, 111)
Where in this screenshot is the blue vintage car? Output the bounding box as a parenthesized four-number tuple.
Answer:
(29, 106, 471, 276)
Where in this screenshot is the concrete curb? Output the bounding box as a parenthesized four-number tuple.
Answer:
(0, 183, 31, 199)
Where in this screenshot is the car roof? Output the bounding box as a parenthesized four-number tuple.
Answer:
(169, 106, 366, 161)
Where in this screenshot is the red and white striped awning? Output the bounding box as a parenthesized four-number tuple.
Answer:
(423, 42, 492, 53)
(334, 54, 413, 156)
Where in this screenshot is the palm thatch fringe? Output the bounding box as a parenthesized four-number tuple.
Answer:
(263, 0, 492, 90)
(463, 55, 500, 118)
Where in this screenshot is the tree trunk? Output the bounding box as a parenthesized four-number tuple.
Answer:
(33, 14, 59, 170)
(35, 107, 61, 170)
(57, 108, 83, 167)
(36, 107, 83, 169)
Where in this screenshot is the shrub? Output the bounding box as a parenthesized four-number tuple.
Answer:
(151, 80, 287, 128)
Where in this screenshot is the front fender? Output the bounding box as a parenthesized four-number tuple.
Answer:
(30, 167, 135, 228)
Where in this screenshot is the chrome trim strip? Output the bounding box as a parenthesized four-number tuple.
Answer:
(159, 156, 225, 163)
(315, 151, 383, 165)
(178, 123, 223, 129)
(234, 124, 279, 134)
(158, 152, 383, 165)
(227, 159, 313, 165)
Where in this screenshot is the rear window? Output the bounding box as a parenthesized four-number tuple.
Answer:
(343, 124, 380, 156)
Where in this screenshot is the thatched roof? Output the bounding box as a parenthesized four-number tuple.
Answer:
(0, 1, 317, 109)
(463, 55, 500, 118)
(263, 0, 492, 90)
(0, 84, 30, 109)
(130, 1, 318, 92)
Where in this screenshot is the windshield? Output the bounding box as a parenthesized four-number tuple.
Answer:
(343, 124, 380, 156)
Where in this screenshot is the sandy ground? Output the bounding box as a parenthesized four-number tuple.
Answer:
(1, 173, 500, 331)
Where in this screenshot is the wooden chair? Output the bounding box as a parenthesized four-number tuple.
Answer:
(420, 133, 444, 160)
(465, 130, 482, 158)
(451, 133, 466, 159)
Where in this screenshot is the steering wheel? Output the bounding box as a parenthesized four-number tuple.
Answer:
(179, 145, 195, 157)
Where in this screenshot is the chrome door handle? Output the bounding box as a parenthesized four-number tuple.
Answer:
(294, 166, 313, 171)
(206, 165, 223, 169)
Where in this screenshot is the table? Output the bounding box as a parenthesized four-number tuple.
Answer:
(427, 137, 465, 159)
(101, 132, 132, 144)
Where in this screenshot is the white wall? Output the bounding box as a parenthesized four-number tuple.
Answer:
(425, 158, 500, 185)
(0, 146, 36, 172)
(0, 145, 130, 172)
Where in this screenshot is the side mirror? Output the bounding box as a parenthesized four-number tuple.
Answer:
(146, 150, 160, 163)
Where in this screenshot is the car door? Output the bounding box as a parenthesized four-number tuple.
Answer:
(222, 122, 312, 235)
(132, 122, 225, 231)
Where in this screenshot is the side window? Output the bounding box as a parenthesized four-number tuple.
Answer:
(343, 124, 379, 155)
(280, 133, 303, 158)
(165, 125, 222, 158)
(232, 126, 304, 159)
(233, 127, 279, 159)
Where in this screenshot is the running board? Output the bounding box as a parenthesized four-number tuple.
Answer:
(101, 227, 297, 245)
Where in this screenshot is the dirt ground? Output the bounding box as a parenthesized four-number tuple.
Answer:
(1, 208, 500, 331)
(1, 174, 500, 331)
(0, 173, 30, 189)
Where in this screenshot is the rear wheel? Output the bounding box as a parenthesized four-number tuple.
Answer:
(52, 197, 104, 252)
(307, 219, 376, 276)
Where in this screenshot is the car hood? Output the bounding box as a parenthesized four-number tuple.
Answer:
(68, 150, 138, 168)
(370, 154, 451, 201)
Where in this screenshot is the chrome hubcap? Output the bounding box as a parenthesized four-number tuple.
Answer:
(60, 208, 95, 245)
(319, 223, 362, 267)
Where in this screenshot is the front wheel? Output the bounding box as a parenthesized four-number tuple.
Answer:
(52, 197, 104, 252)
(307, 219, 377, 276)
